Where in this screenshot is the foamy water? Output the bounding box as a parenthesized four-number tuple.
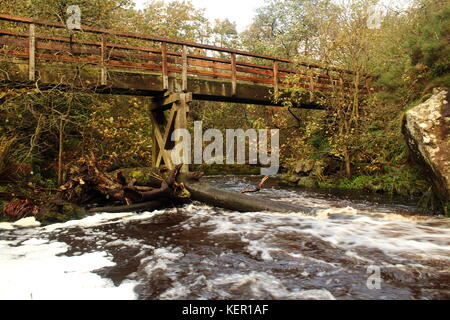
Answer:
(1, 176, 449, 300)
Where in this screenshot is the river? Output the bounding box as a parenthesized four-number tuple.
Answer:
(1, 176, 449, 300)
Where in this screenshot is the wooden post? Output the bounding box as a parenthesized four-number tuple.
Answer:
(100, 34, 107, 85)
(150, 108, 174, 170)
(175, 93, 190, 173)
(152, 125, 159, 168)
(231, 53, 237, 96)
(273, 61, 279, 93)
(161, 42, 169, 91)
(308, 70, 315, 100)
(149, 93, 191, 171)
(182, 45, 188, 92)
(28, 23, 35, 81)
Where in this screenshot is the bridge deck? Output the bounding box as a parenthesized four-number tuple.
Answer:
(0, 14, 365, 108)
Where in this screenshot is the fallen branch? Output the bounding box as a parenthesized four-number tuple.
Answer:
(60, 155, 186, 207)
(240, 176, 269, 194)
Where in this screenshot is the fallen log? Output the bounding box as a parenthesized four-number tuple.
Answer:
(60, 155, 183, 206)
(114, 168, 315, 214)
(184, 180, 315, 214)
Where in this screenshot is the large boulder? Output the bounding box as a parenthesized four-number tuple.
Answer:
(404, 88, 449, 213)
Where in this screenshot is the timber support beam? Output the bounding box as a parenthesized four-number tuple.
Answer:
(150, 92, 192, 173)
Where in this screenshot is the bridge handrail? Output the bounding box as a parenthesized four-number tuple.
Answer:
(0, 14, 291, 63)
(0, 14, 359, 75)
(0, 13, 367, 93)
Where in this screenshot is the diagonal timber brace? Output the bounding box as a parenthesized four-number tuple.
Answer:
(150, 93, 191, 172)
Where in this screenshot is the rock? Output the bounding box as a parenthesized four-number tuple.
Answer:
(404, 87, 450, 213)
(12, 217, 41, 229)
(297, 177, 319, 188)
(37, 201, 88, 225)
(0, 222, 15, 230)
(294, 160, 315, 175)
(279, 173, 302, 184)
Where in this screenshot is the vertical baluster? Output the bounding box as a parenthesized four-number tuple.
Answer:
(29, 23, 36, 81)
(182, 45, 188, 92)
(273, 61, 279, 93)
(161, 42, 169, 90)
(101, 34, 107, 85)
(231, 53, 237, 96)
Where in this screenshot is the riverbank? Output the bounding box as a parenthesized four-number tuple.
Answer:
(0, 163, 442, 227)
(195, 164, 438, 215)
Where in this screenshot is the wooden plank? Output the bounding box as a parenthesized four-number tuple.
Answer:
(273, 61, 279, 92)
(175, 93, 189, 173)
(167, 65, 274, 84)
(152, 120, 159, 168)
(149, 110, 174, 170)
(149, 93, 193, 111)
(28, 23, 35, 81)
(106, 59, 161, 71)
(231, 53, 237, 96)
(162, 107, 177, 150)
(36, 52, 98, 64)
(101, 34, 107, 85)
(182, 45, 188, 92)
(161, 42, 169, 90)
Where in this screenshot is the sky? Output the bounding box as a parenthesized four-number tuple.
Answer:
(133, 0, 413, 33)
(133, 0, 265, 32)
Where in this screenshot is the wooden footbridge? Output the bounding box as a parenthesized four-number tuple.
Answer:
(0, 14, 368, 171)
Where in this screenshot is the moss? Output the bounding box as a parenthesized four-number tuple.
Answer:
(111, 168, 159, 186)
(278, 173, 301, 185)
(131, 170, 145, 179)
(318, 166, 429, 197)
(193, 164, 261, 176)
(297, 177, 319, 189)
(37, 202, 89, 225)
(418, 188, 450, 216)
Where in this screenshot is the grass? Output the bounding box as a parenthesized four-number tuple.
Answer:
(318, 166, 430, 197)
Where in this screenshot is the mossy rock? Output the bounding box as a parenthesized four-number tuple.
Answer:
(297, 177, 319, 189)
(37, 201, 89, 225)
(110, 167, 161, 187)
(193, 164, 261, 176)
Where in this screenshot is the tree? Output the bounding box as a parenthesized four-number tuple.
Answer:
(211, 19, 239, 48)
(241, 0, 335, 59)
(134, 0, 210, 42)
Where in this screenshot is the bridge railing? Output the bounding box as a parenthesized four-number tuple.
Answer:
(0, 14, 366, 94)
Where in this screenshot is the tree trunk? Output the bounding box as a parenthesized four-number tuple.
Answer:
(184, 180, 314, 214)
(113, 168, 315, 214)
(57, 117, 65, 186)
(344, 147, 352, 178)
